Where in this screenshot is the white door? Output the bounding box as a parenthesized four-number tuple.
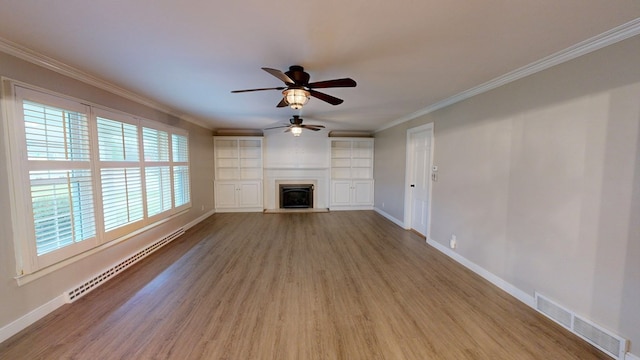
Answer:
(406, 125, 433, 237)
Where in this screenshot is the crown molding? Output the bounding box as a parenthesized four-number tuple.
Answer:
(0, 36, 213, 130)
(377, 17, 640, 132)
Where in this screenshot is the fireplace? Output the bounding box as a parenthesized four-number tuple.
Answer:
(279, 184, 314, 209)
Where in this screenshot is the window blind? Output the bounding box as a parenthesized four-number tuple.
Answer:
(142, 127, 172, 217)
(97, 116, 143, 232)
(172, 134, 190, 207)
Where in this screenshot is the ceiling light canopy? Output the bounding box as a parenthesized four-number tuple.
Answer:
(283, 88, 310, 110)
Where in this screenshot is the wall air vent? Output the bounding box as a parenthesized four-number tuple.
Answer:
(535, 293, 572, 328)
(65, 228, 185, 302)
(534, 292, 628, 360)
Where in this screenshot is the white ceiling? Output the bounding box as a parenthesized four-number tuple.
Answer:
(0, 1, 639, 132)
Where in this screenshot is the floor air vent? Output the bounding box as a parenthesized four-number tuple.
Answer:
(65, 228, 185, 303)
(534, 293, 628, 359)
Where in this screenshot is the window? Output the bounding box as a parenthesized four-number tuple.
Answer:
(7, 84, 190, 274)
(143, 126, 171, 218)
(172, 133, 190, 208)
(96, 111, 144, 238)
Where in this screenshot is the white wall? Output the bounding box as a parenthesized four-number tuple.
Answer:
(374, 35, 640, 353)
(263, 129, 329, 169)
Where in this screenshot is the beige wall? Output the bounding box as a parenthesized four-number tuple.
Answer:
(374, 35, 640, 351)
(0, 51, 214, 331)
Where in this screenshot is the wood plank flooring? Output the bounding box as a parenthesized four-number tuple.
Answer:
(0, 211, 608, 359)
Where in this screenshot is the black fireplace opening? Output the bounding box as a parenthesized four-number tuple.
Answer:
(279, 184, 314, 209)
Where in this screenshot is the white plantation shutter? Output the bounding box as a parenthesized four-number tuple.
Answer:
(100, 168, 144, 231)
(23, 101, 91, 161)
(142, 127, 172, 217)
(97, 117, 139, 161)
(172, 134, 190, 207)
(97, 114, 143, 235)
(143, 127, 169, 162)
(30, 170, 95, 255)
(173, 165, 190, 206)
(16, 92, 96, 266)
(145, 166, 172, 216)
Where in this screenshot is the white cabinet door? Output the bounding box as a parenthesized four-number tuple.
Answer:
(352, 180, 374, 206)
(215, 181, 238, 208)
(330, 180, 374, 209)
(331, 180, 352, 206)
(238, 181, 262, 207)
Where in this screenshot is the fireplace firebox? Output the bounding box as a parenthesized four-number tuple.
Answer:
(279, 184, 314, 209)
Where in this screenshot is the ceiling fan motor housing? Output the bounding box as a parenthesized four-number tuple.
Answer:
(290, 115, 303, 125)
(285, 65, 310, 85)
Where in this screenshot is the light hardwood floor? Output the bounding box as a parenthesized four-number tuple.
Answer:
(0, 211, 608, 359)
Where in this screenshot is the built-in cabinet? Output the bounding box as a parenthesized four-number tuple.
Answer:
(329, 138, 374, 210)
(214, 137, 263, 212)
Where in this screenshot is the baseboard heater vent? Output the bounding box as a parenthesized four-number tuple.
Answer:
(534, 292, 628, 359)
(65, 228, 185, 303)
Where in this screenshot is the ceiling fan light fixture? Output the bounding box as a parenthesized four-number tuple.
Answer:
(291, 126, 303, 136)
(283, 88, 310, 109)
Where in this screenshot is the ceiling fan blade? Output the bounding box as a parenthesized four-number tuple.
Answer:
(307, 78, 357, 89)
(264, 125, 290, 130)
(262, 67, 295, 85)
(301, 125, 323, 131)
(231, 87, 285, 93)
(276, 98, 288, 107)
(308, 89, 344, 105)
(301, 124, 325, 129)
(284, 128, 292, 133)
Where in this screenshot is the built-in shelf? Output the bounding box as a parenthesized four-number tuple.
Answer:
(330, 138, 374, 210)
(213, 136, 263, 212)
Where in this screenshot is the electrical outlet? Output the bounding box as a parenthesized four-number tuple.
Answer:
(449, 234, 457, 249)
(382, 202, 385, 208)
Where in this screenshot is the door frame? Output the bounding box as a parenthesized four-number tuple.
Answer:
(403, 123, 434, 239)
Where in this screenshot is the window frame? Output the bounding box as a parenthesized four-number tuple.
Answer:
(9, 86, 98, 271)
(3, 81, 191, 277)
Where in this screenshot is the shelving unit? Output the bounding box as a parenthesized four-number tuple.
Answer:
(329, 138, 374, 210)
(214, 137, 263, 212)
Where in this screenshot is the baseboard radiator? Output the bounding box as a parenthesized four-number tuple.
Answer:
(534, 292, 628, 359)
(65, 228, 185, 303)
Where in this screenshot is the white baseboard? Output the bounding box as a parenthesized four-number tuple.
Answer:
(426, 238, 535, 307)
(184, 209, 215, 230)
(0, 295, 66, 344)
(626, 352, 640, 360)
(374, 207, 405, 228)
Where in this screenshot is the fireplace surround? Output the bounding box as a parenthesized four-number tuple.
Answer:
(265, 168, 328, 210)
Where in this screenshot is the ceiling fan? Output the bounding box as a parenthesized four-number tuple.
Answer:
(231, 65, 357, 109)
(264, 115, 325, 136)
